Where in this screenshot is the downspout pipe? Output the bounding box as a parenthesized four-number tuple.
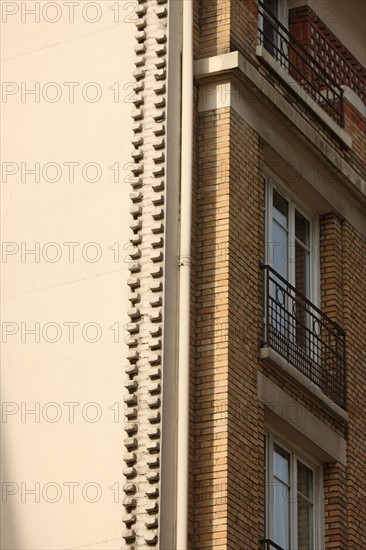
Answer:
(177, 0, 193, 548)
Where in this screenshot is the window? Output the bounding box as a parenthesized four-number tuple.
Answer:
(264, 177, 319, 352)
(264, 434, 323, 550)
(262, 176, 346, 407)
(265, 179, 315, 302)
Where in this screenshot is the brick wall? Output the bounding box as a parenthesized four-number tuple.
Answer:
(226, 108, 264, 547)
(191, 1, 366, 548)
(191, 106, 232, 548)
(190, 104, 266, 548)
(342, 222, 366, 547)
(190, 106, 366, 550)
(199, 0, 231, 58)
(323, 462, 348, 548)
(230, 0, 259, 65)
(320, 213, 343, 326)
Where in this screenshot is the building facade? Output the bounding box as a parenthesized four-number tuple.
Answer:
(123, 0, 366, 548)
(2, 0, 365, 549)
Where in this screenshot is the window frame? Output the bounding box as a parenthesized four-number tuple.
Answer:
(264, 431, 324, 550)
(264, 174, 320, 310)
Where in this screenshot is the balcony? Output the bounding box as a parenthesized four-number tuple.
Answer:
(289, 5, 366, 106)
(261, 265, 346, 408)
(258, 0, 344, 127)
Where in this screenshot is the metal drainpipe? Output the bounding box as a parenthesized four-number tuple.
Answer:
(176, 0, 193, 547)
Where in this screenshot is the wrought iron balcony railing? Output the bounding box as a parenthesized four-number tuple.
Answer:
(261, 265, 346, 408)
(260, 539, 285, 550)
(258, 0, 344, 127)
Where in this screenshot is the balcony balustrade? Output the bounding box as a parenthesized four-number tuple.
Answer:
(261, 265, 346, 408)
(258, 0, 344, 126)
(289, 5, 366, 106)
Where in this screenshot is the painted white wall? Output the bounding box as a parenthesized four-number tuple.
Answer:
(1, 2, 136, 548)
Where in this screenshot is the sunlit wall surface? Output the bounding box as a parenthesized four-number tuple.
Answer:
(1, 2, 136, 548)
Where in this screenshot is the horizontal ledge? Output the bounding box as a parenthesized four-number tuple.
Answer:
(194, 49, 351, 149)
(259, 346, 349, 423)
(194, 51, 240, 78)
(258, 371, 347, 465)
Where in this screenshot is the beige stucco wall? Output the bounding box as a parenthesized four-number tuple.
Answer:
(1, 3, 135, 548)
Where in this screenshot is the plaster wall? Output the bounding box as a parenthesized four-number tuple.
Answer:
(1, 3, 135, 548)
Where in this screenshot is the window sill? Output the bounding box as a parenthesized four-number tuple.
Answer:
(259, 345, 349, 423)
(256, 45, 352, 149)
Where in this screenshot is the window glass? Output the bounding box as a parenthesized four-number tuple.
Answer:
(273, 189, 288, 227)
(267, 183, 313, 303)
(294, 209, 310, 302)
(274, 482, 290, 549)
(297, 498, 313, 550)
(297, 462, 313, 499)
(297, 462, 314, 550)
(295, 242, 309, 298)
(264, 0, 278, 16)
(272, 221, 288, 280)
(266, 437, 318, 550)
(272, 189, 289, 282)
(274, 445, 290, 482)
(273, 446, 291, 549)
(295, 210, 310, 247)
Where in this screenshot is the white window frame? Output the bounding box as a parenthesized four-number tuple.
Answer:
(264, 174, 320, 309)
(264, 432, 324, 550)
